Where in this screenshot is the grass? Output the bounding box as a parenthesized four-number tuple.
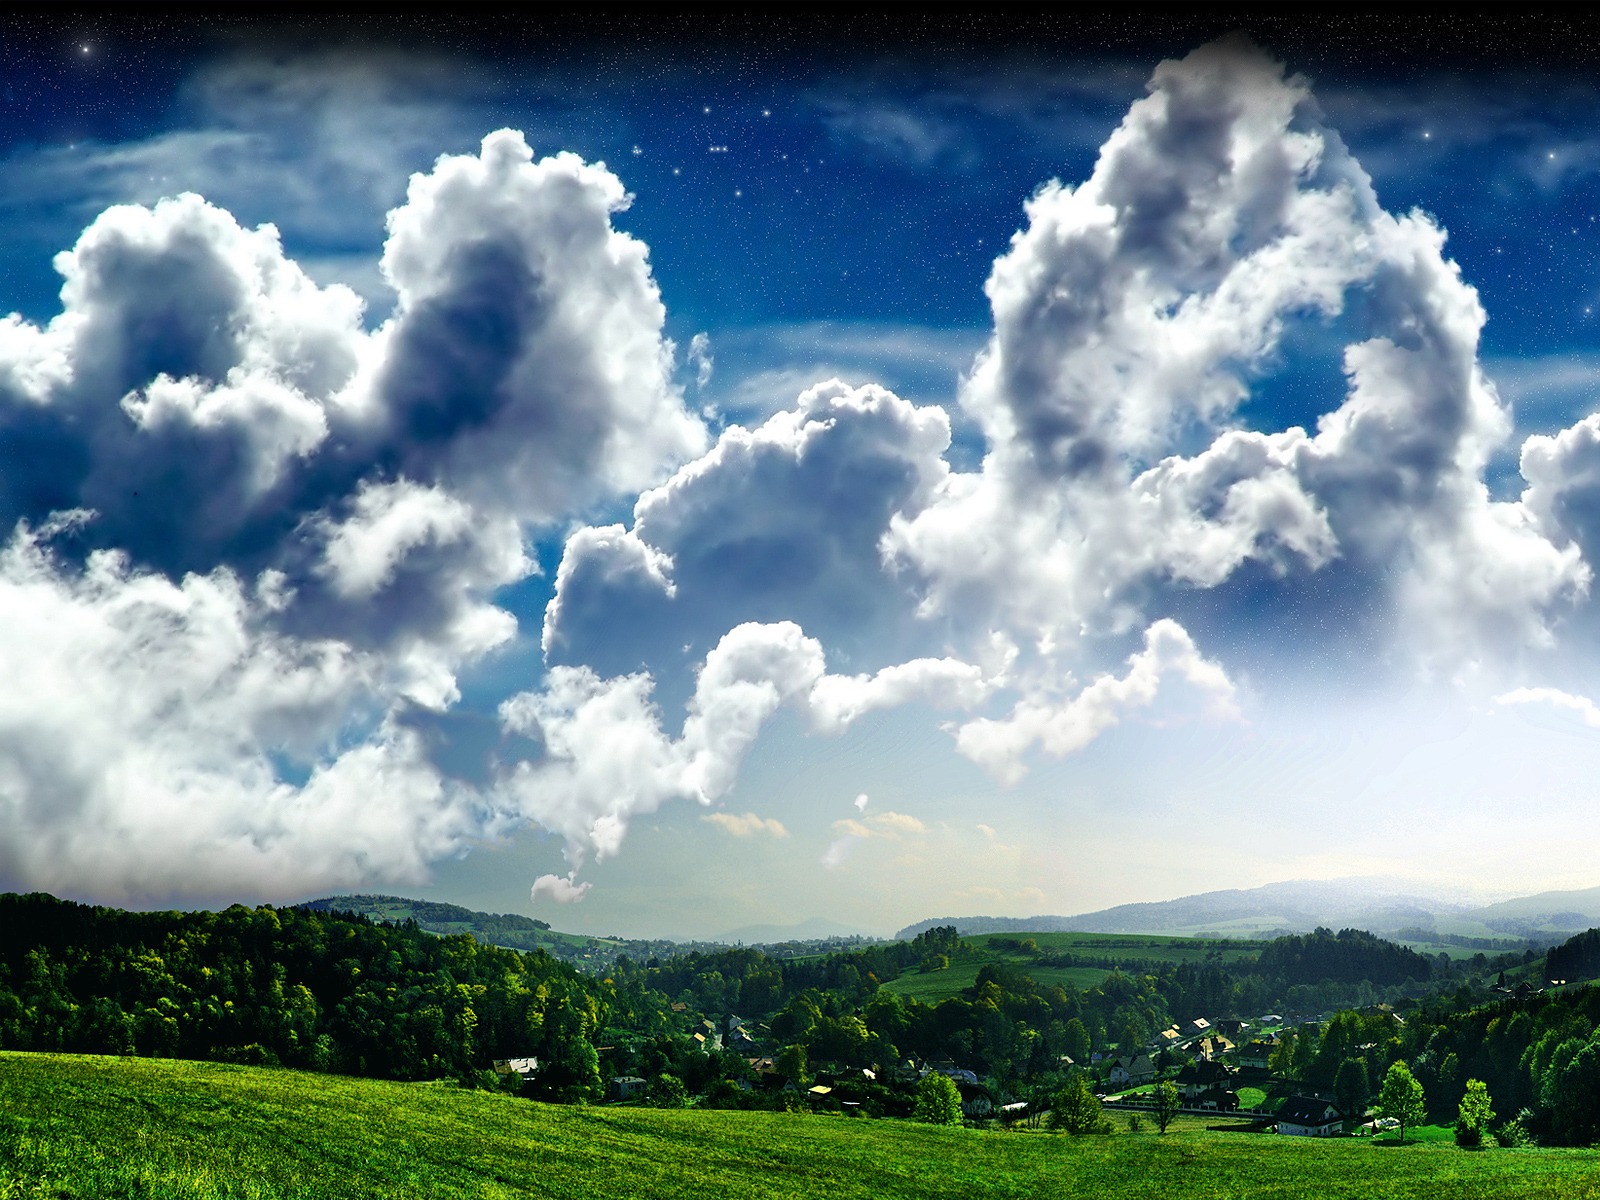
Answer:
(8, 1053, 1600, 1199)
(881, 931, 1260, 1003)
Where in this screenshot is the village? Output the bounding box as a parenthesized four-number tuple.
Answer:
(492, 1006, 1399, 1137)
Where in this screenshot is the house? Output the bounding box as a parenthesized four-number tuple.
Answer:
(1107, 1055, 1155, 1088)
(1276, 1096, 1342, 1137)
(1214, 1018, 1249, 1039)
(609, 1075, 647, 1100)
(1195, 1035, 1234, 1061)
(1174, 1060, 1234, 1100)
(1180, 1017, 1212, 1039)
(1190, 1087, 1240, 1112)
(958, 1083, 995, 1118)
(492, 1057, 539, 1080)
(1154, 1028, 1181, 1050)
(1234, 1040, 1277, 1071)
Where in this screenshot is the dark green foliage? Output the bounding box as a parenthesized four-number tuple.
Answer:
(646, 1072, 689, 1107)
(0, 892, 607, 1090)
(1254, 927, 1433, 988)
(1334, 1057, 1371, 1120)
(1544, 928, 1600, 985)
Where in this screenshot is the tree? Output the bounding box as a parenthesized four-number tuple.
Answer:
(1151, 1078, 1181, 1134)
(646, 1072, 688, 1108)
(1455, 1078, 1494, 1148)
(1333, 1058, 1370, 1122)
(775, 1043, 810, 1089)
(1376, 1061, 1426, 1144)
(913, 1072, 963, 1125)
(1048, 1076, 1110, 1136)
(1061, 1017, 1091, 1065)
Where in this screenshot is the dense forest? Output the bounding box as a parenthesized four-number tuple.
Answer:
(9, 892, 1598, 1141)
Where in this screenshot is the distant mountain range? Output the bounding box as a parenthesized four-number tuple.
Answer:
(894, 878, 1600, 943)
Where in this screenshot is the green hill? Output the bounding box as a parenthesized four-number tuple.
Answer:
(6, 1051, 1600, 1199)
(879, 931, 1262, 1003)
(295, 893, 638, 968)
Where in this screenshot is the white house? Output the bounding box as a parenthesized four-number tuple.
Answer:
(1276, 1096, 1342, 1137)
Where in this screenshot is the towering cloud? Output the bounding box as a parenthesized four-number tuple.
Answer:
(0, 132, 705, 901)
(890, 36, 1585, 675)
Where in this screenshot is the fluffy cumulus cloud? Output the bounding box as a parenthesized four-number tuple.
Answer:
(541, 379, 954, 680)
(888, 36, 1586, 676)
(0, 130, 704, 901)
(954, 619, 1239, 785)
(497, 620, 987, 877)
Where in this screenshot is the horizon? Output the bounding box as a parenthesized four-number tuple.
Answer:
(7, 14, 1600, 940)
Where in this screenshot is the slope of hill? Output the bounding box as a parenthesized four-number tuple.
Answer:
(296, 893, 670, 969)
(7, 1051, 1600, 1199)
(896, 878, 1562, 942)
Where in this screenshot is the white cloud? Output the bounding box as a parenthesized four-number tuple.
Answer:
(499, 619, 983, 882)
(0, 130, 711, 903)
(887, 36, 1585, 677)
(531, 871, 593, 904)
(955, 619, 1239, 784)
(703, 811, 789, 838)
(542, 379, 954, 677)
(1496, 686, 1600, 728)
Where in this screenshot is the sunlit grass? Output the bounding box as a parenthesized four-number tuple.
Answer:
(6, 1052, 1600, 1199)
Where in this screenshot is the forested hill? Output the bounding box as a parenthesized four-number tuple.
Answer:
(1543, 926, 1600, 984)
(0, 892, 1535, 1127)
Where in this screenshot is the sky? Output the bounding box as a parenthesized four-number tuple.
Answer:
(8, 12, 1600, 938)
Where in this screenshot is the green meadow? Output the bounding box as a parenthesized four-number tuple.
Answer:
(7, 1052, 1600, 1200)
(880, 931, 1262, 1003)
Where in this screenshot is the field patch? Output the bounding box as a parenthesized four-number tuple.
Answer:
(7, 1053, 1600, 1199)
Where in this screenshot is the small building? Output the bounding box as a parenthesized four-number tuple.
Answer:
(1277, 1096, 1342, 1137)
(492, 1056, 539, 1080)
(1180, 1017, 1213, 1039)
(1191, 1086, 1240, 1112)
(958, 1083, 995, 1118)
(1107, 1055, 1155, 1088)
(1174, 1060, 1235, 1100)
(609, 1075, 647, 1100)
(1234, 1040, 1277, 1071)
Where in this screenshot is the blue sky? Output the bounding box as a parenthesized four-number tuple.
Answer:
(7, 14, 1600, 938)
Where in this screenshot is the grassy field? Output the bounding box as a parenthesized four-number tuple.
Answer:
(881, 931, 1261, 1003)
(8, 1053, 1600, 1199)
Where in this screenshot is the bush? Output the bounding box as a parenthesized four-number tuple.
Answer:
(912, 1072, 963, 1125)
(1048, 1077, 1111, 1136)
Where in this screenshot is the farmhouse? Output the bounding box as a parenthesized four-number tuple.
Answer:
(958, 1082, 996, 1118)
(1234, 1040, 1277, 1070)
(491, 1057, 539, 1080)
(609, 1075, 646, 1100)
(1107, 1055, 1154, 1088)
(1276, 1096, 1343, 1137)
(1174, 1059, 1234, 1100)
